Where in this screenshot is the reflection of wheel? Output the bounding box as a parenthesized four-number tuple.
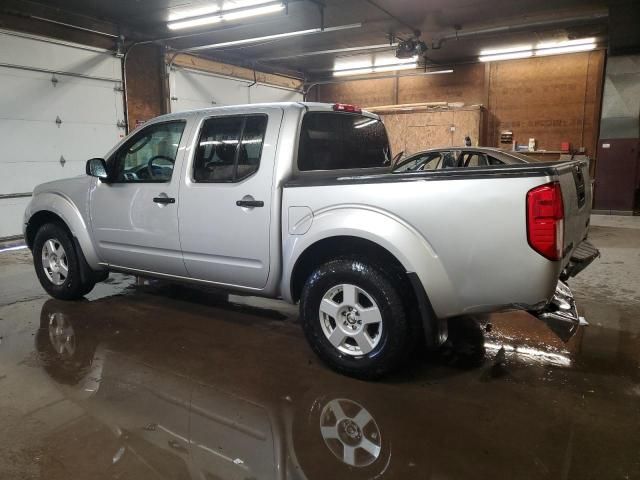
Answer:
(300, 257, 418, 379)
(292, 394, 391, 479)
(36, 300, 99, 385)
(320, 399, 382, 467)
(33, 223, 95, 299)
(48, 310, 76, 358)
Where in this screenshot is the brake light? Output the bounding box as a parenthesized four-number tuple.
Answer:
(526, 182, 564, 260)
(333, 103, 362, 113)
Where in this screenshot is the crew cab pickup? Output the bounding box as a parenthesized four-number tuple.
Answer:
(24, 102, 598, 378)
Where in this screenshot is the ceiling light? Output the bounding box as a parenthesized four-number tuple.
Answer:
(333, 55, 418, 77)
(479, 37, 598, 62)
(480, 45, 533, 56)
(169, 0, 275, 21)
(185, 23, 362, 51)
(535, 37, 596, 49)
(168, 1, 284, 30)
(479, 50, 533, 62)
(535, 43, 596, 56)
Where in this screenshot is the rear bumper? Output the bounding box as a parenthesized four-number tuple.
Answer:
(530, 239, 599, 329)
(560, 239, 600, 281)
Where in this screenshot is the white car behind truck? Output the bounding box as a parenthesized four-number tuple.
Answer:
(24, 102, 599, 378)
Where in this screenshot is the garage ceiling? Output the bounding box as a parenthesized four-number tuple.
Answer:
(2, 0, 611, 80)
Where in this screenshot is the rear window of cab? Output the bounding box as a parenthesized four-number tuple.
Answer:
(297, 112, 391, 171)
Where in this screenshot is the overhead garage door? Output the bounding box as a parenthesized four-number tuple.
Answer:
(169, 66, 302, 113)
(0, 29, 125, 239)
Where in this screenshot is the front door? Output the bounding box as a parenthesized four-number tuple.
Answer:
(89, 120, 189, 276)
(178, 108, 281, 289)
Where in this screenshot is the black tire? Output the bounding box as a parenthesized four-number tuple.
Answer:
(33, 222, 95, 300)
(300, 257, 417, 379)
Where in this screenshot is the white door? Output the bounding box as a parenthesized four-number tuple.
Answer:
(0, 29, 125, 239)
(178, 108, 282, 289)
(169, 66, 302, 113)
(89, 120, 189, 276)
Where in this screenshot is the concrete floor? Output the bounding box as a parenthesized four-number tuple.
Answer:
(0, 215, 639, 479)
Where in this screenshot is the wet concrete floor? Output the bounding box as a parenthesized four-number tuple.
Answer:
(0, 216, 639, 479)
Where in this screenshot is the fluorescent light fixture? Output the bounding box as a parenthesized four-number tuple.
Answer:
(168, 1, 284, 30)
(536, 37, 596, 49)
(479, 37, 598, 62)
(535, 37, 597, 56)
(186, 23, 362, 51)
(169, 0, 275, 21)
(480, 45, 533, 56)
(333, 55, 418, 76)
(535, 43, 596, 56)
(334, 62, 416, 77)
(479, 50, 533, 62)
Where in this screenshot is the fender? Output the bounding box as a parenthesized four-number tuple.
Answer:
(25, 191, 102, 270)
(281, 205, 459, 319)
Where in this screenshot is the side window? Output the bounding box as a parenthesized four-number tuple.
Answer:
(193, 115, 267, 183)
(111, 121, 185, 183)
(419, 153, 443, 170)
(464, 153, 488, 167)
(487, 155, 505, 165)
(441, 151, 458, 168)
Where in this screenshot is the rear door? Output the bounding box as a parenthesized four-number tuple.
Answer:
(178, 107, 282, 289)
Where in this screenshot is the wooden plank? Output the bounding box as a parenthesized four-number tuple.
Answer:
(169, 53, 303, 91)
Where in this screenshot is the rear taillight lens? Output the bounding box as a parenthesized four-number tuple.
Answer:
(526, 182, 564, 260)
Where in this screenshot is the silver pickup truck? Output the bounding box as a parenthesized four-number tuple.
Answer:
(24, 102, 598, 378)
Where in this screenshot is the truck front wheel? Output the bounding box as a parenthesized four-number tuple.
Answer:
(300, 257, 416, 379)
(33, 223, 96, 300)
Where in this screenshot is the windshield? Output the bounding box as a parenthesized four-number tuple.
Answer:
(298, 112, 391, 171)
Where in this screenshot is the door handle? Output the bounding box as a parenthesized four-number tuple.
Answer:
(153, 197, 175, 204)
(236, 199, 264, 208)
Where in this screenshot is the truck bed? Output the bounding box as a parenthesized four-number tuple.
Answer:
(282, 159, 591, 319)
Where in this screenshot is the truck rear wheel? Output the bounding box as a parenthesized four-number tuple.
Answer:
(300, 257, 415, 379)
(33, 223, 95, 300)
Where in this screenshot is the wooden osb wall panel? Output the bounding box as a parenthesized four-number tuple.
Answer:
(397, 64, 486, 105)
(488, 50, 605, 155)
(126, 44, 166, 130)
(316, 51, 605, 157)
(315, 78, 395, 107)
(381, 108, 483, 156)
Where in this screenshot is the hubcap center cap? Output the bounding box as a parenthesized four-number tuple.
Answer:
(339, 307, 362, 333)
(338, 419, 362, 445)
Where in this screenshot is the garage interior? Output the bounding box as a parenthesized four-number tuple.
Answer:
(1, 0, 640, 478)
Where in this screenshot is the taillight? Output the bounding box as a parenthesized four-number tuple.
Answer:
(333, 103, 362, 113)
(526, 182, 564, 260)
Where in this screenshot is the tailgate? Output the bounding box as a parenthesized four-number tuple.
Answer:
(555, 159, 592, 268)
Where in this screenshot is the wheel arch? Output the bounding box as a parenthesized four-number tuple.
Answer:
(25, 192, 101, 269)
(287, 235, 448, 349)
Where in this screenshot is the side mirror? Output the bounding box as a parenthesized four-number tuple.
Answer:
(86, 158, 109, 181)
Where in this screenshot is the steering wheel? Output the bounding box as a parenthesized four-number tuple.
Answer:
(146, 155, 174, 180)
